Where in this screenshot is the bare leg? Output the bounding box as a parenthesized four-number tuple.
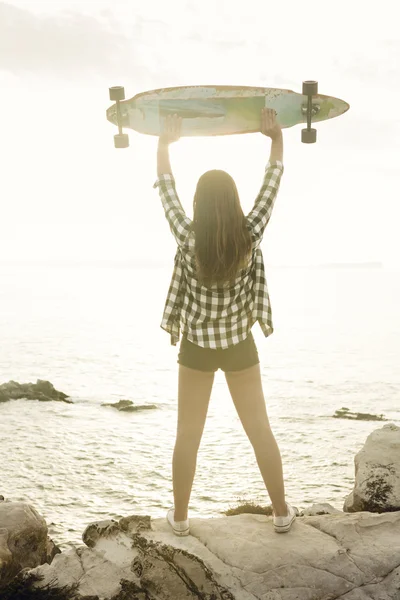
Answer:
(251, 425, 287, 516)
(225, 363, 287, 516)
(172, 365, 214, 521)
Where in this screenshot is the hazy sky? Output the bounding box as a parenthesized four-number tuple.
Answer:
(1, 0, 399, 266)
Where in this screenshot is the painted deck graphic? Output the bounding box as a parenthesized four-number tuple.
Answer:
(107, 85, 350, 137)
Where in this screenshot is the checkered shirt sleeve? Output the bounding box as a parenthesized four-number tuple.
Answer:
(153, 174, 192, 246)
(246, 160, 284, 244)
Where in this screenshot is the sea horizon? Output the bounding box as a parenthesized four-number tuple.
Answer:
(0, 259, 388, 269)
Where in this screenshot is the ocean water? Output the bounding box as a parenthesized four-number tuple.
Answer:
(0, 263, 399, 551)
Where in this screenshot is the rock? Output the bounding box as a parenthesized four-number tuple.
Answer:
(300, 503, 342, 516)
(4, 508, 399, 600)
(0, 380, 72, 403)
(333, 407, 387, 421)
(83, 515, 152, 548)
(46, 536, 61, 565)
(0, 501, 61, 590)
(83, 519, 126, 549)
(101, 399, 157, 412)
(344, 423, 400, 513)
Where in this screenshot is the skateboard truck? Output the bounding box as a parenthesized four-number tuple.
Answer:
(301, 80, 318, 144)
(109, 86, 129, 148)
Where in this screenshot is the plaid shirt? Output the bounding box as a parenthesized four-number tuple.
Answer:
(153, 160, 284, 349)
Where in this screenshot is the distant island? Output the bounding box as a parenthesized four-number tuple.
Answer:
(318, 262, 383, 269)
(269, 262, 384, 270)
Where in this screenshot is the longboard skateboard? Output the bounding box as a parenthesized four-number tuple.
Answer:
(106, 81, 349, 148)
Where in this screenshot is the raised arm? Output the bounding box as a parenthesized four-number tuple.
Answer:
(154, 115, 192, 246)
(157, 114, 182, 176)
(269, 130, 283, 163)
(246, 109, 284, 243)
(157, 140, 173, 177)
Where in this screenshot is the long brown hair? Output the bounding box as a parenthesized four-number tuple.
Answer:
(192, 170, 252, 287)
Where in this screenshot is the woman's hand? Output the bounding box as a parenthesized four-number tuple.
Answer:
(159, 114, 182, 145)
(261, 107, 282, 140)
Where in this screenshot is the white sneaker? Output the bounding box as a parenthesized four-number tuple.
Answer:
(166, 507, 190, 536)
(273, 502, 296, 533)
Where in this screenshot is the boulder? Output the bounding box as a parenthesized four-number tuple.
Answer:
(101, 399, 157, 412)
(0, 501, 61, 590)
(300, 503, 342, 516)
(344, 423, 400, 513)
(0, 380, 72, 403)
(5, 509, 400, 600)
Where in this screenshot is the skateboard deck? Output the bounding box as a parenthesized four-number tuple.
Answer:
(106, 84, 349, 138)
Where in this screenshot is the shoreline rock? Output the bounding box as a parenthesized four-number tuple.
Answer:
(0, 500, 61, 590)
(0, 380, 72, 404)
(101, 399, 157, 412)
(300, 503, 342, 516)
(344, 423, 400, 513)
(333, 406, 387, 421)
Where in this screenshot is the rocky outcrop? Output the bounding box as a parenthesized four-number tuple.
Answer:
(101, 400, 157, 412)
(0, 380, 72, 403)
(333, 407, 387, 421)
(3, 509, 400, 600)
(344, 423, 400, 513)
(0, 499, 61, 590)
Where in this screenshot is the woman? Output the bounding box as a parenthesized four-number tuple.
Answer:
(153, 108, 296, 536)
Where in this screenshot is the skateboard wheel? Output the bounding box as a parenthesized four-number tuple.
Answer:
(302, 80, 318, 96)
(109, 86, 125, 101)
(114, 133, 129, 148)
(301, 128, 317, 144)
